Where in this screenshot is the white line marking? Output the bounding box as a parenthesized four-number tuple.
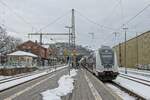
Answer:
(4, 74, 56, 100)
(84, 72, 102, 100)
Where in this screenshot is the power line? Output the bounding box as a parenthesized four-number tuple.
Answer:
(0, 23, 20, 34)
(76, 10, 118, 31)
(5, 26, 20, 33)
(103, 0, 121, 23)
(37, 10, 71, 32)
(123, 4, 150, 27)
(0, 0, 37, 31)
(120, 0, 124, 24)
(75, 11, 116, 46)
(118, 0, 125, 31)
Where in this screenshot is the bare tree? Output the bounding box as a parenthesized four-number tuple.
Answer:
(0, 26, 22, 54)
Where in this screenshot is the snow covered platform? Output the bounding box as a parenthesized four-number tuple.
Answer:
(0, 66, 122, 100)
(61, 68, 122, 100)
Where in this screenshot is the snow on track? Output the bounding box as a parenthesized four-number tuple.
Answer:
(120, 74, 150, 86)
(106, 83, 135, 100)
(0, 76, 10, 80)
(114, 76, 150, 99)
(120, 72, 150, 82)
(0, 65, 68, 91)
(41, 69, 78, 100)
(119, 68, 150, 78)
(0, 70, 48, 84)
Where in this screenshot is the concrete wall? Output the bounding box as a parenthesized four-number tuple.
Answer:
(114, 31, 150, 68)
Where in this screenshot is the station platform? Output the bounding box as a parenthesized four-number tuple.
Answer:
(0, 66, 122, 100)
(62, 68, 122, 100)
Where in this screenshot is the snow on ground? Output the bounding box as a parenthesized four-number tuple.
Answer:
(119, 68, 150, 78)
(114, 76, 150, 99)
(41, 69, 78, 100)
(125, 68, 150, 73)
(120, 72, 150, 82)
(0, 65, 68, 91)
(106, 83, 135, 100)
(0, 76, 10, 80)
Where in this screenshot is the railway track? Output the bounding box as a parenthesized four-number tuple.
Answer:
(0, 69, 54, 92)
(0, 68, 51, 84)
(100, 76, 146, 99)
(119, 73, 150, 87)
(0, 65, 68, 92)
(85, 70, 145, 99)
(112, 73, 150, 100)
(106, 81, 145, 100)
(82, 66, 147, 99)
(119, 70, 150, 78)
(0, 64, 65, 84)
(89, 71, 146, 99)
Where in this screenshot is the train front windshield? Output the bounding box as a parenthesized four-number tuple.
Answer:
(100, 49, 114, 65)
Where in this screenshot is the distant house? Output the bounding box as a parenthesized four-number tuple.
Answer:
(17, 40, 51, 66)
(7, 50, 37, 67)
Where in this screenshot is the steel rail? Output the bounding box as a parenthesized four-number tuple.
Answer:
(0, 70, 47, 84)
(0, 65, 64, 84)
(120, 73, 150, 82)
(0, 66, 67, 92)
(109, 81, 146, 100)
(119, 75, 150, 87)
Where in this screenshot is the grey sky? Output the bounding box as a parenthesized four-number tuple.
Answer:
(0, 0, 150, 49)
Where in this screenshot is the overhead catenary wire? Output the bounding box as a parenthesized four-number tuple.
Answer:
(103, 0, 122, 23)
(121, 4, 150, 28)
(76, 10, 118, 31)
(37, 10, 71, 32)
(74, 11, 114, 47)
(5, 25, 20, 33)
(119, 3, 150, 42)
(120, 0, 124, 25)
(76, 24, 115, 48)
(0, 21, 21, 34)
(75, 9, 118, 47)
(0, 0, 37, 32)
(114, 2, 150, 46)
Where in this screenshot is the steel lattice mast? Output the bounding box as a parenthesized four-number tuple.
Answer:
(71, 9, 76, 49)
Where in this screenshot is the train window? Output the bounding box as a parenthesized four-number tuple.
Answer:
(102, 55, 113, 58)
(104, 50, 109, 53)
(100, 52, 114, 65)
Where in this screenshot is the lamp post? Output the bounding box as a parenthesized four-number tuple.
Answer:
(113, 32, 119, 46)
(65, 26, 72, 75)
(136, 32, 139, 67)
(122, 26, 128, 74)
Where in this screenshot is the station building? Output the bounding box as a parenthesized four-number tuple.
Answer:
(7, 50, 38, 67)
(17, 40, 51, 66)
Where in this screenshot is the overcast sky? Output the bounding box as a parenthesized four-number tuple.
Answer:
(0, 0, 150, 49)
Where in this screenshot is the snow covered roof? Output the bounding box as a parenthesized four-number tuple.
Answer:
(41, 45, 49, 48)
(7, 51, 37, 57)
